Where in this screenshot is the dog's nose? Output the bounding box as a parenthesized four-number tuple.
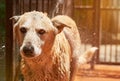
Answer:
(23, 45, 34, 57)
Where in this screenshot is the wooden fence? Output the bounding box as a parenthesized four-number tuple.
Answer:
(5, 0, 73, 81)
(4, 0, 120, 81)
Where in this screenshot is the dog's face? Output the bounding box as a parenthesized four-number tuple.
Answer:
(12, 11, 67, 59)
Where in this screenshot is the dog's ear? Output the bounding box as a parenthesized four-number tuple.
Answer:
(10, 16, 21, 45)
(10, 16, 21, 23)
(51, 15, 76, 33)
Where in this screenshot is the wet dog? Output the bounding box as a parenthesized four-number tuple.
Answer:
(11, 11, 97, 81)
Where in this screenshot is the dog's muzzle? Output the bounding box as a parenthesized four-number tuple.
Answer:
(22, 44, 34, 57)
(21, 42, 42, 58)
(23, 46, 34, 56)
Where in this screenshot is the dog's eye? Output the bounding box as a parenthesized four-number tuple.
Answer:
(20, 27, 27, 34)
(38, 29, 46, 35)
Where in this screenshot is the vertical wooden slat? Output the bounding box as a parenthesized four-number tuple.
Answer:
(48, 0, 52, 16)
(18, 0, 21, 14)
(42, 0, 44, 12)
(109, 0, 114, 62)
(93, 0, 100, 63)
(47, 0, 50, 14)
(22, 0, 25, 13)
(104, 11, 107, 62)
(14, 0, 19, 15)
(19, 0, 21, 14)
(44, 0, 47, 13)
(5, 0, 14, 81)
(109, 11, 113, 62)
(38, 0, 42, 11)
(29, 0, 31, 11)
(115, 6, 119, 62)
(20, 0, 24, 14)
(36, 0, 38, 11)
(117, 1, 119, 63)
(104, 44, 107, 62)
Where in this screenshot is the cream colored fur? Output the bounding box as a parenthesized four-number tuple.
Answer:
(12, 11, 97, 81)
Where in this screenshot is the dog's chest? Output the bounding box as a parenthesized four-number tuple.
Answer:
(21, 55, 70, 81)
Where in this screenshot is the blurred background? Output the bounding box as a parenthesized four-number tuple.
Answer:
(0, 0, 120, 81)
(0, 0, 5, 81)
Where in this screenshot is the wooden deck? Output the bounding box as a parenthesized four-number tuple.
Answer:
(75, 77, 120, 81)
(75, 64, 120, 81)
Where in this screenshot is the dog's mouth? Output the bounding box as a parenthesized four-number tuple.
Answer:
(20, 50, 41, 59)
(23, 52, 35, 57)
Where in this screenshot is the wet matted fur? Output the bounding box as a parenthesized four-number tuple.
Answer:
(12, 11, 97, 81)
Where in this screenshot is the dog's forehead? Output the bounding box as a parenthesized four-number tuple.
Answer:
(19, 11, 53, 29)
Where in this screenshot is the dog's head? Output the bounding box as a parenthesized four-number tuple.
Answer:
(11, 11, 72, 59)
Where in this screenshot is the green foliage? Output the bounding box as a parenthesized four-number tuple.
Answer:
(0, 0, 5, 19)
(0, 0, 5, 41)
(0, 1, 5, 81)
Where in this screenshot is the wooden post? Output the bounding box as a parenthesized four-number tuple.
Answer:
(94, 0, 100, 63)
(90, 0, 100, 69)
(5, 0, 14, 81)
